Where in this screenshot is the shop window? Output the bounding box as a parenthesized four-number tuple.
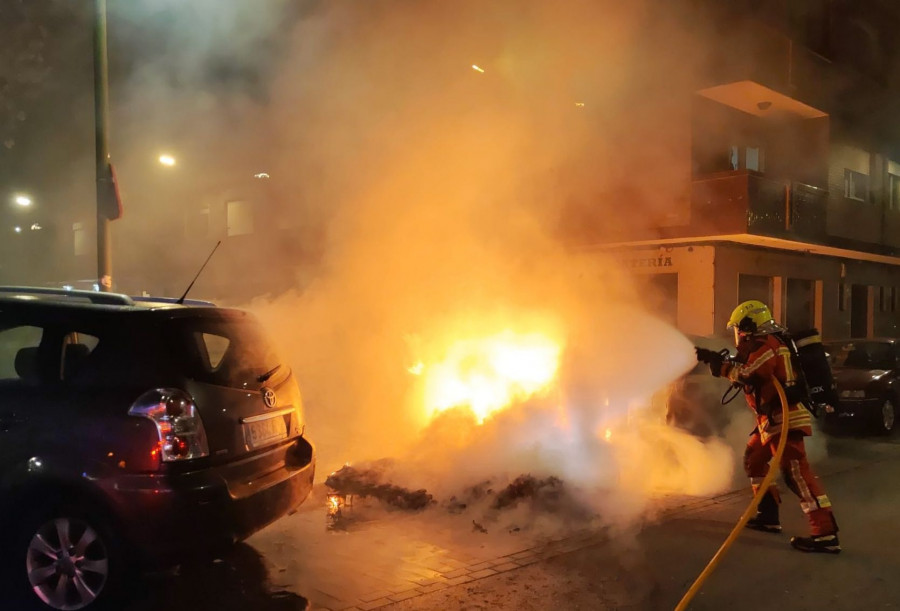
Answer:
(786, 278, 814, 332)
(844, 169, 869, 202)
(738, 274, 772, 306)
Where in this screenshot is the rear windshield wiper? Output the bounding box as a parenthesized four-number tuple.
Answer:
(257, 364, 282, 383)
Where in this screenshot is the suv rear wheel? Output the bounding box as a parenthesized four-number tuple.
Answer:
(12, 505, 125, 611)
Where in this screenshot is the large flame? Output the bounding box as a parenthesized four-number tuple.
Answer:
(414, 330, 562, 424)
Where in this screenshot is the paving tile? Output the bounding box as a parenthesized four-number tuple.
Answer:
(491, 562, 521, 572)
(435, 557, 468, 570)
(446, 575, 475, 586)
(358, 591, 394, 603)
(385, 582, 419, 594)
(388, 589, 421, 602)
(413, 575, 448, 586)
(466, 560, 497, 571)
(441, 568, 470, 579)
(357, 599, 392, 611)
(468, 568, 499, 580)
(513, 556, 541, 567)
(508, 550, 538, 561)
(417, 582, 450, 594)
(309, 589, 355, 611)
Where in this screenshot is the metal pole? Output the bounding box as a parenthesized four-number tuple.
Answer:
(93, 0, 112, 291)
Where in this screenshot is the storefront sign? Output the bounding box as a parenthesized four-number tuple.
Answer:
(621, 255, 673, 269)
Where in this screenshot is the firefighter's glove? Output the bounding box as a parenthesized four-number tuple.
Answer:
(695, 347, 724, 377)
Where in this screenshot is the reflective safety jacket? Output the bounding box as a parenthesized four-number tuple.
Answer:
(719, 333, 813, 444)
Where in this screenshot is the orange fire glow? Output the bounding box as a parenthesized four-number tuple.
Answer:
(415, 330, 562, 424)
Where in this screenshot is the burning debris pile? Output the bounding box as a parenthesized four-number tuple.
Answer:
(325, 460, 595, 533)
(492, 475, 564, 510)
(325, 463, 434, 511)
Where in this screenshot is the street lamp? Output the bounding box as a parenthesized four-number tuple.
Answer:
(158, 154, 176, 167)
(13, 194, 32, 207)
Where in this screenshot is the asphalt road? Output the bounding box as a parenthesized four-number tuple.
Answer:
(121, 428, 900, 611)
(385, 430, 900, 611)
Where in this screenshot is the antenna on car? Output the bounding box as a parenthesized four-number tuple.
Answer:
(177, 240, 221, 305)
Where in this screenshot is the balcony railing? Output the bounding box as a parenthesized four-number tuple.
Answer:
(690, 170, 827, 242)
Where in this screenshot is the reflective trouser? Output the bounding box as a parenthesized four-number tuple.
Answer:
(744, 430, 836, 536)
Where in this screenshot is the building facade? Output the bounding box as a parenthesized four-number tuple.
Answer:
(582, 0, 900, 341)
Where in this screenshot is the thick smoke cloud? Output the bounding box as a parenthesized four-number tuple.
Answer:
(107, 0, 740, 531)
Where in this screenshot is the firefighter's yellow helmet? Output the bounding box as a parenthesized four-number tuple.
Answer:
(727, 300, 774, 334)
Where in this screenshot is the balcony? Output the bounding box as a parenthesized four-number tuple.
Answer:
(689, 170, 827, 242)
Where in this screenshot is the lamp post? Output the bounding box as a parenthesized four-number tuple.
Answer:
(93, 0, 112, 292)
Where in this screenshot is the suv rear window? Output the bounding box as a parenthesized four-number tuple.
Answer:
(170, 317, 283, 388)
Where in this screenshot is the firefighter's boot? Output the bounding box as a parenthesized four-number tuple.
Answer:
(789, 533, 841, 554)
(746, 488, 781, 534)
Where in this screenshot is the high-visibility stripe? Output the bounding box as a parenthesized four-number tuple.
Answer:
(790, 459, 817, 513)
(788, 408, 812, 428)
(741, 349, 775, 375)
(777, 346, 797, 383)
(795, 334, 822, 348)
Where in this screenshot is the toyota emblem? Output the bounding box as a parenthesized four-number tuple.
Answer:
(262, 387, 277, 408)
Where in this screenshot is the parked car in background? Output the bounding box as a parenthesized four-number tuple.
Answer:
(662, 335, 735, 438)
(0, 287, 315, 610)
(822, 338, 900, 435)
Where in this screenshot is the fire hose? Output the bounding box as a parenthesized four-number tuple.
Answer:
(674, 377, 789, 611)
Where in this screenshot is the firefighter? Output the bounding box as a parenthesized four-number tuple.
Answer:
(695, 300, 840, 554)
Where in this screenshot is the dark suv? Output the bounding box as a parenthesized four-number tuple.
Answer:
(0, 287, 315, 610)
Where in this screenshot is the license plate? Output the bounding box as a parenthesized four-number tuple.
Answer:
(244, 415, 288, 449)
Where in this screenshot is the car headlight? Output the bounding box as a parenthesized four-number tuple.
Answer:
(839, 389, 866, 399)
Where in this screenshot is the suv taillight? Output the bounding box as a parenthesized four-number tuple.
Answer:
(129, 388, 209, 462)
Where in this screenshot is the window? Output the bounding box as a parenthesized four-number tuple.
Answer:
(745, 147, 764, 172)
(199, 333, 230, 369)
(890, 174, 900, 211)
(172, 318, 282, 389)
(0, 325, 43, 382)
(844, 169, 869, 202)
(226, 200, 254, 236)
(838, 282, 846, 312)
(61, 331, 100, 381)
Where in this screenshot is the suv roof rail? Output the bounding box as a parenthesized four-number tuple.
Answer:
(131, 296, 217, 307)
(0, 286, 135, 306)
